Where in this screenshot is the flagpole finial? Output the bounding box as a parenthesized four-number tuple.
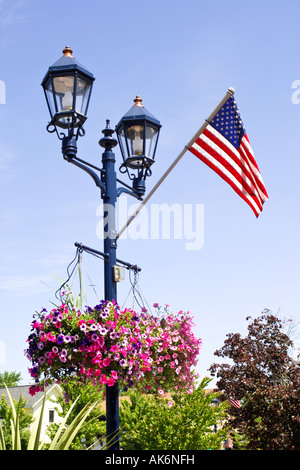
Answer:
(228, 87, 235, 95)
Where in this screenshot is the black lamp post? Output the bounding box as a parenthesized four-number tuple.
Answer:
(42, 47, 161, 450)
(211, 397, 220, 433)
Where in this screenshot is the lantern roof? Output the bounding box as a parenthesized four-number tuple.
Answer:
(116, 96, 161, 128)
(41, 46, 94, 86)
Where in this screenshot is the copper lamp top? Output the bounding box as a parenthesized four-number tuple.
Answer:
(133, 96, 144, 107)
(62, 46, 74, 58)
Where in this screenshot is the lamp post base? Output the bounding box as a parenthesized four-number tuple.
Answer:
(105, 382, 120, 450)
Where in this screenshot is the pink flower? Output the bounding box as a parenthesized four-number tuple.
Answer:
(103, 358, 111, 367)
(100, 374, 108, 384)
(111, 370, 118, 380)
(107, 377, 115, 387)
(46, 332, 56, 342)
(33, 321, 43, 330)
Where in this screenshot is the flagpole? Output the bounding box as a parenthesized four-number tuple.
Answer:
(115, 87, 235, 240)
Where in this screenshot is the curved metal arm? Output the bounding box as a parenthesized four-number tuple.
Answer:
(63, 155, 106, 194)
(117, 186, 143, 200)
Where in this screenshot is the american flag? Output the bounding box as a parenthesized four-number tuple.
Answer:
(230, 399, 241, 408)
(189, 95, 268, 217)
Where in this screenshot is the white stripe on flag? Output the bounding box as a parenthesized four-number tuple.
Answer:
(192, 134, 262, 216)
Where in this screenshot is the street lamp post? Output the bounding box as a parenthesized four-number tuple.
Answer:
(211, 397, 220, 433)
(41, 47, 161, 450)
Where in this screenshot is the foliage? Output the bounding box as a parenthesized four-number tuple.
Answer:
(209, 310, 300, 450)
(46, 378, 106, 450)
(0, 391, 32, 449)
(119, 377, 228, 450)
(0, 384, 98, 450)
(25, 300, 201, 397)
(0, 371, 22, 387)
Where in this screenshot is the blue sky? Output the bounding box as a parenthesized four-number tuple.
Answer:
(0, 0, 299, 386)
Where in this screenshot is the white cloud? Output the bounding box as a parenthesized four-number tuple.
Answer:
(0, 0, 32, 26)
(0, 274, 53, 296)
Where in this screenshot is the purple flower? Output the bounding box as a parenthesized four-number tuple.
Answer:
(57, 335, 64, 344)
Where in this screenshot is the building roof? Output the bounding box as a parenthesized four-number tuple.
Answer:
(0, 384, 62, 409)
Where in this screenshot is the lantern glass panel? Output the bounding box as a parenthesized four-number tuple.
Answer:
(145, 123, 159, 160)
(53, 75, 75, 112)
(117, 126, 128, 160)
(75, 75, 93, 116)
(44, 77, 57, 119)
(126, 124, 144, 157)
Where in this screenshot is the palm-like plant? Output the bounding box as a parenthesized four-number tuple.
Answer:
(0, 384, 99, 450)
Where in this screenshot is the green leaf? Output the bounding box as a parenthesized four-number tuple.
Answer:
(54, 401, 98, 450)
(27, 393, 47, 450)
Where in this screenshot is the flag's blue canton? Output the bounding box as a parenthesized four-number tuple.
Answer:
(210, 96, 246, 149)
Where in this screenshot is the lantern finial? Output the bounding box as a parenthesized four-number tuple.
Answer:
(62, 46, 74, 57)
(133, 96, 143, 107)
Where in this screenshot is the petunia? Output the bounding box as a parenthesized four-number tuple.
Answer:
(46, 332, 56, 342)
(103, 358, 111, 367)
(57, 335, 64, 345)
(107, 377, 115, 387)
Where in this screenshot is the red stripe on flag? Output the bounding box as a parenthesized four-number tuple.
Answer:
(200, 128, 264, 209)
(230, 399, 241, 408)
(238, 138, 269, 201)
(190, 143, 261, 217)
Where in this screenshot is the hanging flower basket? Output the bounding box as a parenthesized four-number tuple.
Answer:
(25, 300, 202, 397)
